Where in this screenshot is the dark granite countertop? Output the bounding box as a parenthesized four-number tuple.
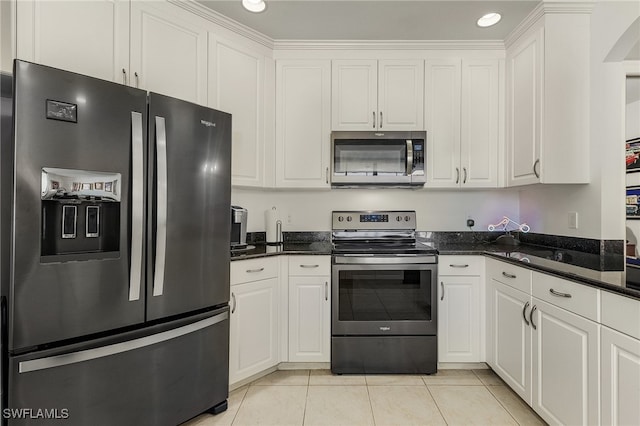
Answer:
(230, 232, 639, 300)
(230, 241, 333, 260)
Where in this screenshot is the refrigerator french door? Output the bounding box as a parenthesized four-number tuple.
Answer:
(1, 60, 231, 425)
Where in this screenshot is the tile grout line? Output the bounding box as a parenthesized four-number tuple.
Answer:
(472, 369, 523, 426)
(301, 371, 310, 426)
(229, 386, 250, 426)
(423, 379, 450, 426)
(364, 380, 378, 426)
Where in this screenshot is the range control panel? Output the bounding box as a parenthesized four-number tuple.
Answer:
(332, 210, 416, 230)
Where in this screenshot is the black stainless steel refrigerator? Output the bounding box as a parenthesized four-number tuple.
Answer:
(0, 60, 231, 425)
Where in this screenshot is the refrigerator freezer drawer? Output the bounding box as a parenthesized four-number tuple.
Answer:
(7, 309, 229, 426)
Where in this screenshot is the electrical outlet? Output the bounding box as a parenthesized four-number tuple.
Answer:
(287, 214, 292, 225)
(466, 218, 475, 228)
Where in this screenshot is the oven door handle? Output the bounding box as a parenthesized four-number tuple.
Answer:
(333, 255, 437, 265)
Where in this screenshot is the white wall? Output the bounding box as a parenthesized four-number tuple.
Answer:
(232, 187, 520, 233)
(519, 2, 640, 240)
(627, 99, 640, 140)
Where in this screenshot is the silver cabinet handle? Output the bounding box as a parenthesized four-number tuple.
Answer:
(122, 68, 127, 85)
(440, 282, 444, 301)
(325, 167, 329, 184)
(449, 264, 469, 268)
(153, 116, 168, 297)
(455, 167, 460, 184)
(406, 140, 413, 177)
(549, 288, 572, 298)
(246, 267, 264, 273)
(379, 111, 383, 128)
(373, 111, 376, 128)
(129, 112, 144, 301)
(502, 272, 517, 279)
(300, 264, 319, 268)
(134, 72, 139, 88)
(533, 159, 540, 178)
(325, 282, 328, 301)
(463, 167, 467, 184)
(522, 301, 530, 326)
(530, 305, 537, 330)
(231, 293, 236, 314)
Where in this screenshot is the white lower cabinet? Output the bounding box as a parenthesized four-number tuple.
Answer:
(288, 256, 331, 362)
(530, 297, 599, 426)
(488, 279, 532, 403)
(486, 258, 602, 425)
(229, 258, 279, 385)
(438, 256, 484, 363)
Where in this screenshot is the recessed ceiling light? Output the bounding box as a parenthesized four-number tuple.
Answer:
(242, 0, 266, 13)
(477, 13, 502, 28)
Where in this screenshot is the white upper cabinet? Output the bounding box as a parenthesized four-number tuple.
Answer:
(209, 35, 268, 187)
(332, 59, 424, 131)
(426, 58, 500, 188)
(275, 60, 331, 188)
(506, 13, 590, 186)
(15, 0, 129, 82)
(16, 1, 208, 105)
(129, 2, 208, 104)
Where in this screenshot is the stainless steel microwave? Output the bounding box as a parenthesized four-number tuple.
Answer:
(331, 131, 426, 187)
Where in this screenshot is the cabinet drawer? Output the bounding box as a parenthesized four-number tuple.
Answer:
(601, 291, 640, 340)
(230, 257, 279, 285)
(289, 255, 330, 276)
(439, 255, 483, 276)
(486, 258, 532, 293)
(532, 272, 599, 321)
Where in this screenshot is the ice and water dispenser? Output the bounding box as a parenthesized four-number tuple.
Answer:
(41, 168, 121, 258)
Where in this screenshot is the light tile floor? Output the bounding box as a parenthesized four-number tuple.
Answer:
(183, 369, 546, 426)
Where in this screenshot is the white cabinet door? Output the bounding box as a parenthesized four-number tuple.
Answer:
(461, 59, 500, 188)
(507, 28, 542, 186)
(331, 60, 377, 131)
(488, 280, 532, 405)
(209, 35, 265, 187)
(288, 276, 330, 362)
(601, 326, 640, 426)
(229, 278, 279, 385)
(531, 298, 599, 426)
(275, 60, 331, 188)
(438, 275, 481, 362)
(15, 0, 129, 83)
(378, 60, 424, 130)
(130, 2, 207, 104)
(425, 59, 461, 188)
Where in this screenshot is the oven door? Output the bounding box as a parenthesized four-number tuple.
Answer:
(331, 255, 437, 336)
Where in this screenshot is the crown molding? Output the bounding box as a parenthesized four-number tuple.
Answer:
(273, 40, 505, 51)
(168, 0, 274, 49)
(505, 1, 595, 49)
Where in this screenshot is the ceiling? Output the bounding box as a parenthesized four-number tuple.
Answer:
(197, 0, 540, 41)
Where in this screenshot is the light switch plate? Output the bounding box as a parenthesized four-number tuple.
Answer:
(568, 211, 578, 229)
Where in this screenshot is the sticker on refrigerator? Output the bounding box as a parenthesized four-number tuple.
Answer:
(46, 99, 77, 123)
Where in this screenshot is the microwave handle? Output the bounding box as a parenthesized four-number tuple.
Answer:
(406, 140, 413, 176)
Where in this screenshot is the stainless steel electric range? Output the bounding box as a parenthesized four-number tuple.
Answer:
(331, 210, 438, 374)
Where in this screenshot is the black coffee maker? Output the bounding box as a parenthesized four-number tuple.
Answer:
(230, 206, 248, 249)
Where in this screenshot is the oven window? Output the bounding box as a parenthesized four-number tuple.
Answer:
(333, 140, 407, 176)
(338, 270, 432, 321)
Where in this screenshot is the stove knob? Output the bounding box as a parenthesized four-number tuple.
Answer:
(337, 216, 344, 222)
(405, 215, 410, 222)
(396, 216, 402, 222)
(346, 216, 352, 222)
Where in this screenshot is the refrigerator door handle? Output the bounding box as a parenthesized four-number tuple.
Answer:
(153, 116, 168, 297)
(18, 311, 229, 373)
(129, 111, 144, 301)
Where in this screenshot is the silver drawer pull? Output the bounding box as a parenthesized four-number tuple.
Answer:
(300, 264, 319, 268)
(450, 264, 469, 268)
(246, 267, 265, 273)
(549, 288, 572, 298)
(502, 272, 517, 279)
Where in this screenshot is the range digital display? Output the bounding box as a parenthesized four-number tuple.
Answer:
(360, 214, 388, 222)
